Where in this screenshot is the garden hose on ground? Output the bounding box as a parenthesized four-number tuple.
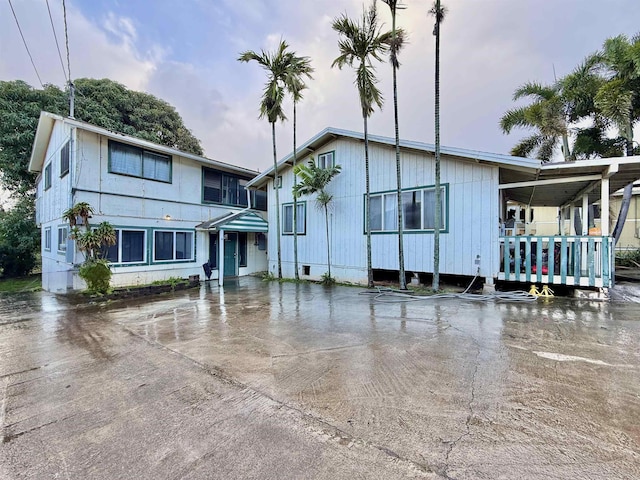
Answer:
(359, 273, 539, 303)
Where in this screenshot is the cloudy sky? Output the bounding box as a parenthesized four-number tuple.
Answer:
(2, 0, 640, 174)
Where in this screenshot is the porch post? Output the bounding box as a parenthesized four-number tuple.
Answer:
(601, 177, 610, 236)
(525, 205, 532, 235)
(582, 195, 589, 235)
(218, 229, 225, 287)
(558, 207, 564, 235)
(569, 204, 576, 235)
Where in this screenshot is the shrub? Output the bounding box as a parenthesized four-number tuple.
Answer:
(78, 259, 112, 294)
(0, 199, 39, 278)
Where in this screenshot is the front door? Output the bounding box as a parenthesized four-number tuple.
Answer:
(224, 232, 237, 277)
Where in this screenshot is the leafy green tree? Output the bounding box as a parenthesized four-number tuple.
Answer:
(332, 1, 393, 288)
(0, 79, 203, 197)
(293, 158, 342, 282)
(284, 53, 314, 281)
(430, 0, 446, 291)
(0, 198, 39, 278)
(239, 40, 298, 279)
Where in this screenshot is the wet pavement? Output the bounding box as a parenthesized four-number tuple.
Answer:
(1, 278, 639, 479)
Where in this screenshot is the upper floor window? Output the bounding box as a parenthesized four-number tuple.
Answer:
(317, 151, 335, 169)
(60, 141, 70, 177)
(367, 185, 448, 233)
(44, 163, 52, 190)
(109, 140, 171, 183)
(202, 167, 250, 208)
(251, 190, 267, 211)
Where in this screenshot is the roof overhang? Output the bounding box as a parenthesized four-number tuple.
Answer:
(28, 111, 259, 177)
(195, 210, 268, 232)
(246, 127, 540, 190)
(500, 156, 640, 207)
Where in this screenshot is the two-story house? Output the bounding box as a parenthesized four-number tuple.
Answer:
(29, 112, 268, 293)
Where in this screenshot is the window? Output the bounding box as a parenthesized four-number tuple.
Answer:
(44, 163, 52, 190)
(282, 202, 306, 235)
(104, 229, 146, 264)
(44, 227, 51, 251)
(367, 185, 448, 232)
(153, 230, 194, 262)
(60, 141, 70, 177)
(239, 233, 247, 267)
(274, 175, 282, 189)
(317, 151, 335, 169)
(109, 140, 171, 183)
(202, 167, 250, 207)
(57, 227, 68, 252)
(251, 190, 267, 211)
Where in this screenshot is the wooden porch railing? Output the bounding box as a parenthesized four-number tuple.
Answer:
(498, 235, 614, 288)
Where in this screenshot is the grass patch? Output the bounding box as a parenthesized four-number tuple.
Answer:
(0, 274, 41, 293)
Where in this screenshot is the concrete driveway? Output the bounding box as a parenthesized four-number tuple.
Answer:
(1, 278, 639, 479)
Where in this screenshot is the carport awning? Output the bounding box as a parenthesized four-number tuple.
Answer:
(500, 155, 640, 207)
(196, 211, 268, 232)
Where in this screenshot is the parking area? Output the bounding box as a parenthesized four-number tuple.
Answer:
(1, 278, 639, 479)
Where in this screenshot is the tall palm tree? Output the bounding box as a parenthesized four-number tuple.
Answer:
(500, 81, 572, 162)
(382, 0, 407, 289)
(332, 1, 393, 288)
(239, 40, 294, 279)
(593, 33, 640, 242)
(293, 159, 342, 281)
(284, 54, 314, 281)
(430, 0, 446, 292)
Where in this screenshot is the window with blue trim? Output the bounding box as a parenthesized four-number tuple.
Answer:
(367, 186, 447, 232)
(153, 230, 194, 262)
(104, 229, 146, 263)
(109, 140, 171, 183)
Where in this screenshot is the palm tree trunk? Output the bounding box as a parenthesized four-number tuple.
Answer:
(364, 113, 373, 288)
(325, 204, 331, 278)
(432, 0, 441, 292)
(272, 121, 282, 279)
(612, 121, 635, 242)
(293, 101, 299, 280)
(391, 8, 407, 290)
(562, 133, 571, 162)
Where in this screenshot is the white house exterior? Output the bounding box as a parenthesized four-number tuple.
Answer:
(246, 128, 539, 286)
(29, 112, 268, 293)
(247, 128, 640, 289)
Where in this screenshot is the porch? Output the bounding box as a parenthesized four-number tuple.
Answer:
(498, 155, 640, 290)
(498, 235, 614, 288)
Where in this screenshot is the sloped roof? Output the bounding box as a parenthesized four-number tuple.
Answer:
(245, 127, 540, 189)
(195, 210, 268, 232)
(28, 111, 259, 177)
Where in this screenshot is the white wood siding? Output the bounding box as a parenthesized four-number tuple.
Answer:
(36, 121, 267, 292)
(267, 137, 499, 283)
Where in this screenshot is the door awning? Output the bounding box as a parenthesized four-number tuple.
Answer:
(196, 210, 268, 232)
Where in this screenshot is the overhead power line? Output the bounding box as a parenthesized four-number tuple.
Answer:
(7, 0, 44, 87)
(46, 0, 68, 83)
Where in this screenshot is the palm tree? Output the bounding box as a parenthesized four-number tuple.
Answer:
(382, 0, 407, 289)
(430, 0, 446, 292)
(284, 54, 314, 281)
(332, 1, 393, 288)
(239, 41, 295, 279)
(293, 159, 342, 281)
(500, 81, 572, 162)
(592, 33, 640, 242)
